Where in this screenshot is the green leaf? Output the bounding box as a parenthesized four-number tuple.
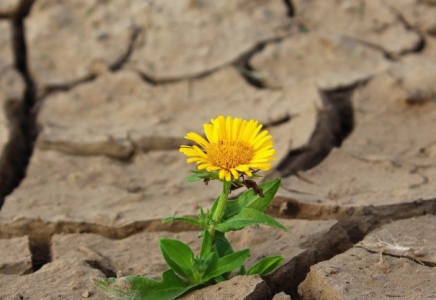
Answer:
(200, 230, 212, 258)
(215, 208, 288, 233)
(193, 252, 214, 279)
(185, 170, 219, 182)
(92, 269, 198, 300)
(214, 231, 233, 258)
(209, 195, 220, 218)
(238, 265, 247, 275)
(199, 207, 206, 221)
(246, 256, 284, 275)
(162, 216, 203, 228)
(93, 277, 142, 300)
(203, 249, 250, 282)
(159, 238, 195, 282)
(185, 173, 203, 182)
(212, 232, 234, 281)
(213, 275, 226, 283)
(226, 178, 281, 218)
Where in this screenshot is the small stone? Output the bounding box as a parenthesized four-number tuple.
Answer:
(81, 290, 90, 298)
(116, 270, 124, 278)
(272, 292, 292, 300)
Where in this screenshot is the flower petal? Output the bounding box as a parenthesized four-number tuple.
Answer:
(225, 171, 231, 182)
(219, 169, 226, 180)
(226, 116, 233, 140)
(185, 132, 209, 148)
(230, 168, 238, 179)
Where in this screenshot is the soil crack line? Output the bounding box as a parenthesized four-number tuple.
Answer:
(0, 217, 199, 271)
(264, 223, 353, 299)
(135, 33, 297, 89)
(271, 83, 358, 178)
(109, 26, 141, 72)
(41, 27, 141, 98)
(343, 35, 398, 60)
(233, 38, 283, 89)
(29, 237, 51, 272)
(0, 0, 38, 210)
(282, 0, 295, 17)
(263, 114, 292, 129)
(384, 2, 427, 56)
(85, 259, 117, 278)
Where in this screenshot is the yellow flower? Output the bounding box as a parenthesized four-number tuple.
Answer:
(180, 116, 276, 182)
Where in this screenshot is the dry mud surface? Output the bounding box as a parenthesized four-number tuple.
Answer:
(1, 0, 436, 299)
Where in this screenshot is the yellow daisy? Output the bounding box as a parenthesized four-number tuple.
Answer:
(180, 116, 276, 182)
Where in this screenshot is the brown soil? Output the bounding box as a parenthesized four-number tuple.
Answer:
(1, 0, 436, 299)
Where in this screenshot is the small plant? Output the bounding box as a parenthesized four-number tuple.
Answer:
(93, 116, 288, 300)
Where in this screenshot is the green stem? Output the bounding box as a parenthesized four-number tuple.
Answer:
(208, 180, 231, 236)
(197, 180, 232, 282)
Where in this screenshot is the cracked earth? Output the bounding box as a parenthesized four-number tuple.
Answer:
(1, 0, 436, 299)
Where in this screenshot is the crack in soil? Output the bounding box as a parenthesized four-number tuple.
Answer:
(408, 171, 429, 189)
(264, 205, 436, 299)
(36, 110, 292, 161)
(37, 134, 136, 161)
(265, 222, 352, 299)
(0, 0, 38, 209)
(0, 13, 12, 19)
(29, 0, 300, 98)
(33, 33, 298, 159)
(109, 26, 141, 72)
(387, 3, 427, 56)
(0, 217, 200, 242)
(282, 0, 295, 18)
(0, 215, 356, 300)
(41, 73, 97, 98)
(0, 3, 434, 300)
(0, 216, 200, 271)
(85, 259, 117, 278)
(263, 114, 292, 129)
(29, 238, 51, 272)
(135, 34, 295, 89)
(271, 82, 357, 179)
(399, 33, 426, 56)
(233, 36, 293, 90)
(343, 30, 425, 61)
(37, 30, 298, 104)
(40, 27, 141, 99)
(269, 197, 436, 243)
(343, 36, 399, 60)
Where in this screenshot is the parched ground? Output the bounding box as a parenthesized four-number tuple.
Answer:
(1, 0, 436, 299)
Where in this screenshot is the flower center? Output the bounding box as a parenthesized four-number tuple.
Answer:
(207, 141, 255, 170)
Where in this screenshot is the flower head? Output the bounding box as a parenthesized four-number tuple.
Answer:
(180, 116, 276, 182)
